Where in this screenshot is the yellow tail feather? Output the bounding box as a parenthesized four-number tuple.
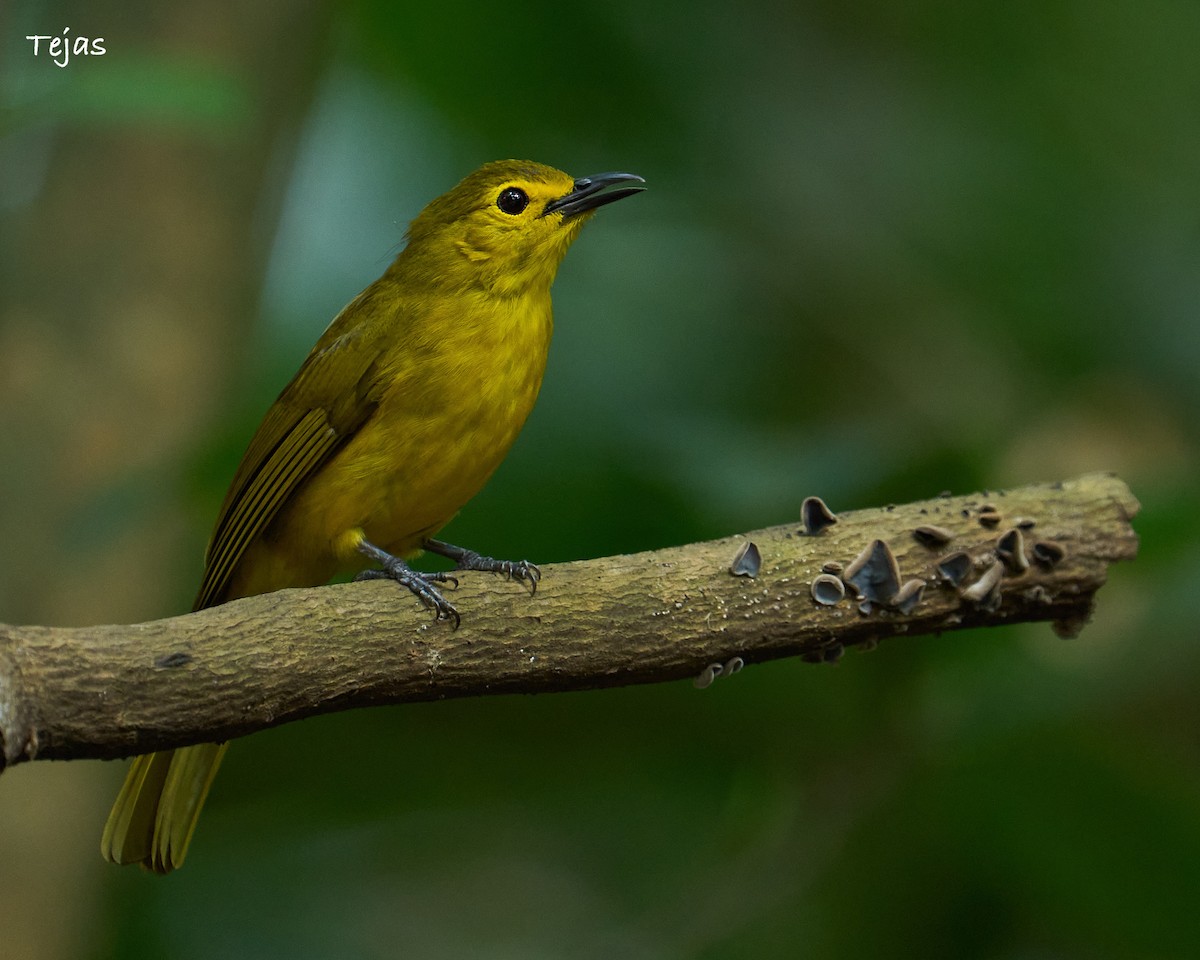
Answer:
(100, 743, 229, 874)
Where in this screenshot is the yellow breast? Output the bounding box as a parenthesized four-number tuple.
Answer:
(243, 290, 554, 591)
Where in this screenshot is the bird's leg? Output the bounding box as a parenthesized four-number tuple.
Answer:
(422, 538, 541, 594)
(354, 538, 461, 628)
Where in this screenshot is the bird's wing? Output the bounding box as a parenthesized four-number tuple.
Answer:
(193, 312, 387, 611)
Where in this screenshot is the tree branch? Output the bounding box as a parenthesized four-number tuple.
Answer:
(0, 473, 1139, 769)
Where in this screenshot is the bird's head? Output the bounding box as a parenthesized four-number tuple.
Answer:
(401, 160, 644, 296)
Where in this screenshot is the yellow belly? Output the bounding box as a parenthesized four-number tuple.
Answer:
(226, 295, 552, 598)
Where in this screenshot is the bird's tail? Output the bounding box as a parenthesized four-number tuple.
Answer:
(100, 742, 229, 873)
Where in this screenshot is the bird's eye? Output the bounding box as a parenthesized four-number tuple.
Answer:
(496, 186, 529, 215)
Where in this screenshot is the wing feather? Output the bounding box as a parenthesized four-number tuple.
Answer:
(192, 309, 391, 610)
(193, 408, 341, 609)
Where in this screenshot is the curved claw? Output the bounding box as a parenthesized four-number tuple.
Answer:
(419, 587, 461, 629)
(496, 559, 541, 594)
(520, 561, 542, 594)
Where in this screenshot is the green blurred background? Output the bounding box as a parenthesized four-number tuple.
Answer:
(1, 0, 1197, 957)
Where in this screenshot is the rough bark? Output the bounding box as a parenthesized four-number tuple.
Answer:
(0, 473, 1139, 769)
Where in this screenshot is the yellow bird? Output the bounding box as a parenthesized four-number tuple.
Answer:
(100, 160, 644, 872)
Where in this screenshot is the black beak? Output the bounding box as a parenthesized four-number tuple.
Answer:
(542, 171, 645, 218)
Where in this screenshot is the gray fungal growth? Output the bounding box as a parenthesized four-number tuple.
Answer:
(694, 662, 724, 689)
(801, 496, 838, 535)
(694, 657, 745, 688)
(730, 541, 762, 578)
(843, 539, 901, 604)
(892, 578, 926, 615)
(978, 504, 1001, 528)
(937, 551, 973, 587)
(1052, 609, 1089, 639)
(996, 528, 1029, 574)
(1032, 540, 1066, 568)
(811, 573, 846, 606)
(962, 559, 1004, 607)
(913, 524, 954, 548)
